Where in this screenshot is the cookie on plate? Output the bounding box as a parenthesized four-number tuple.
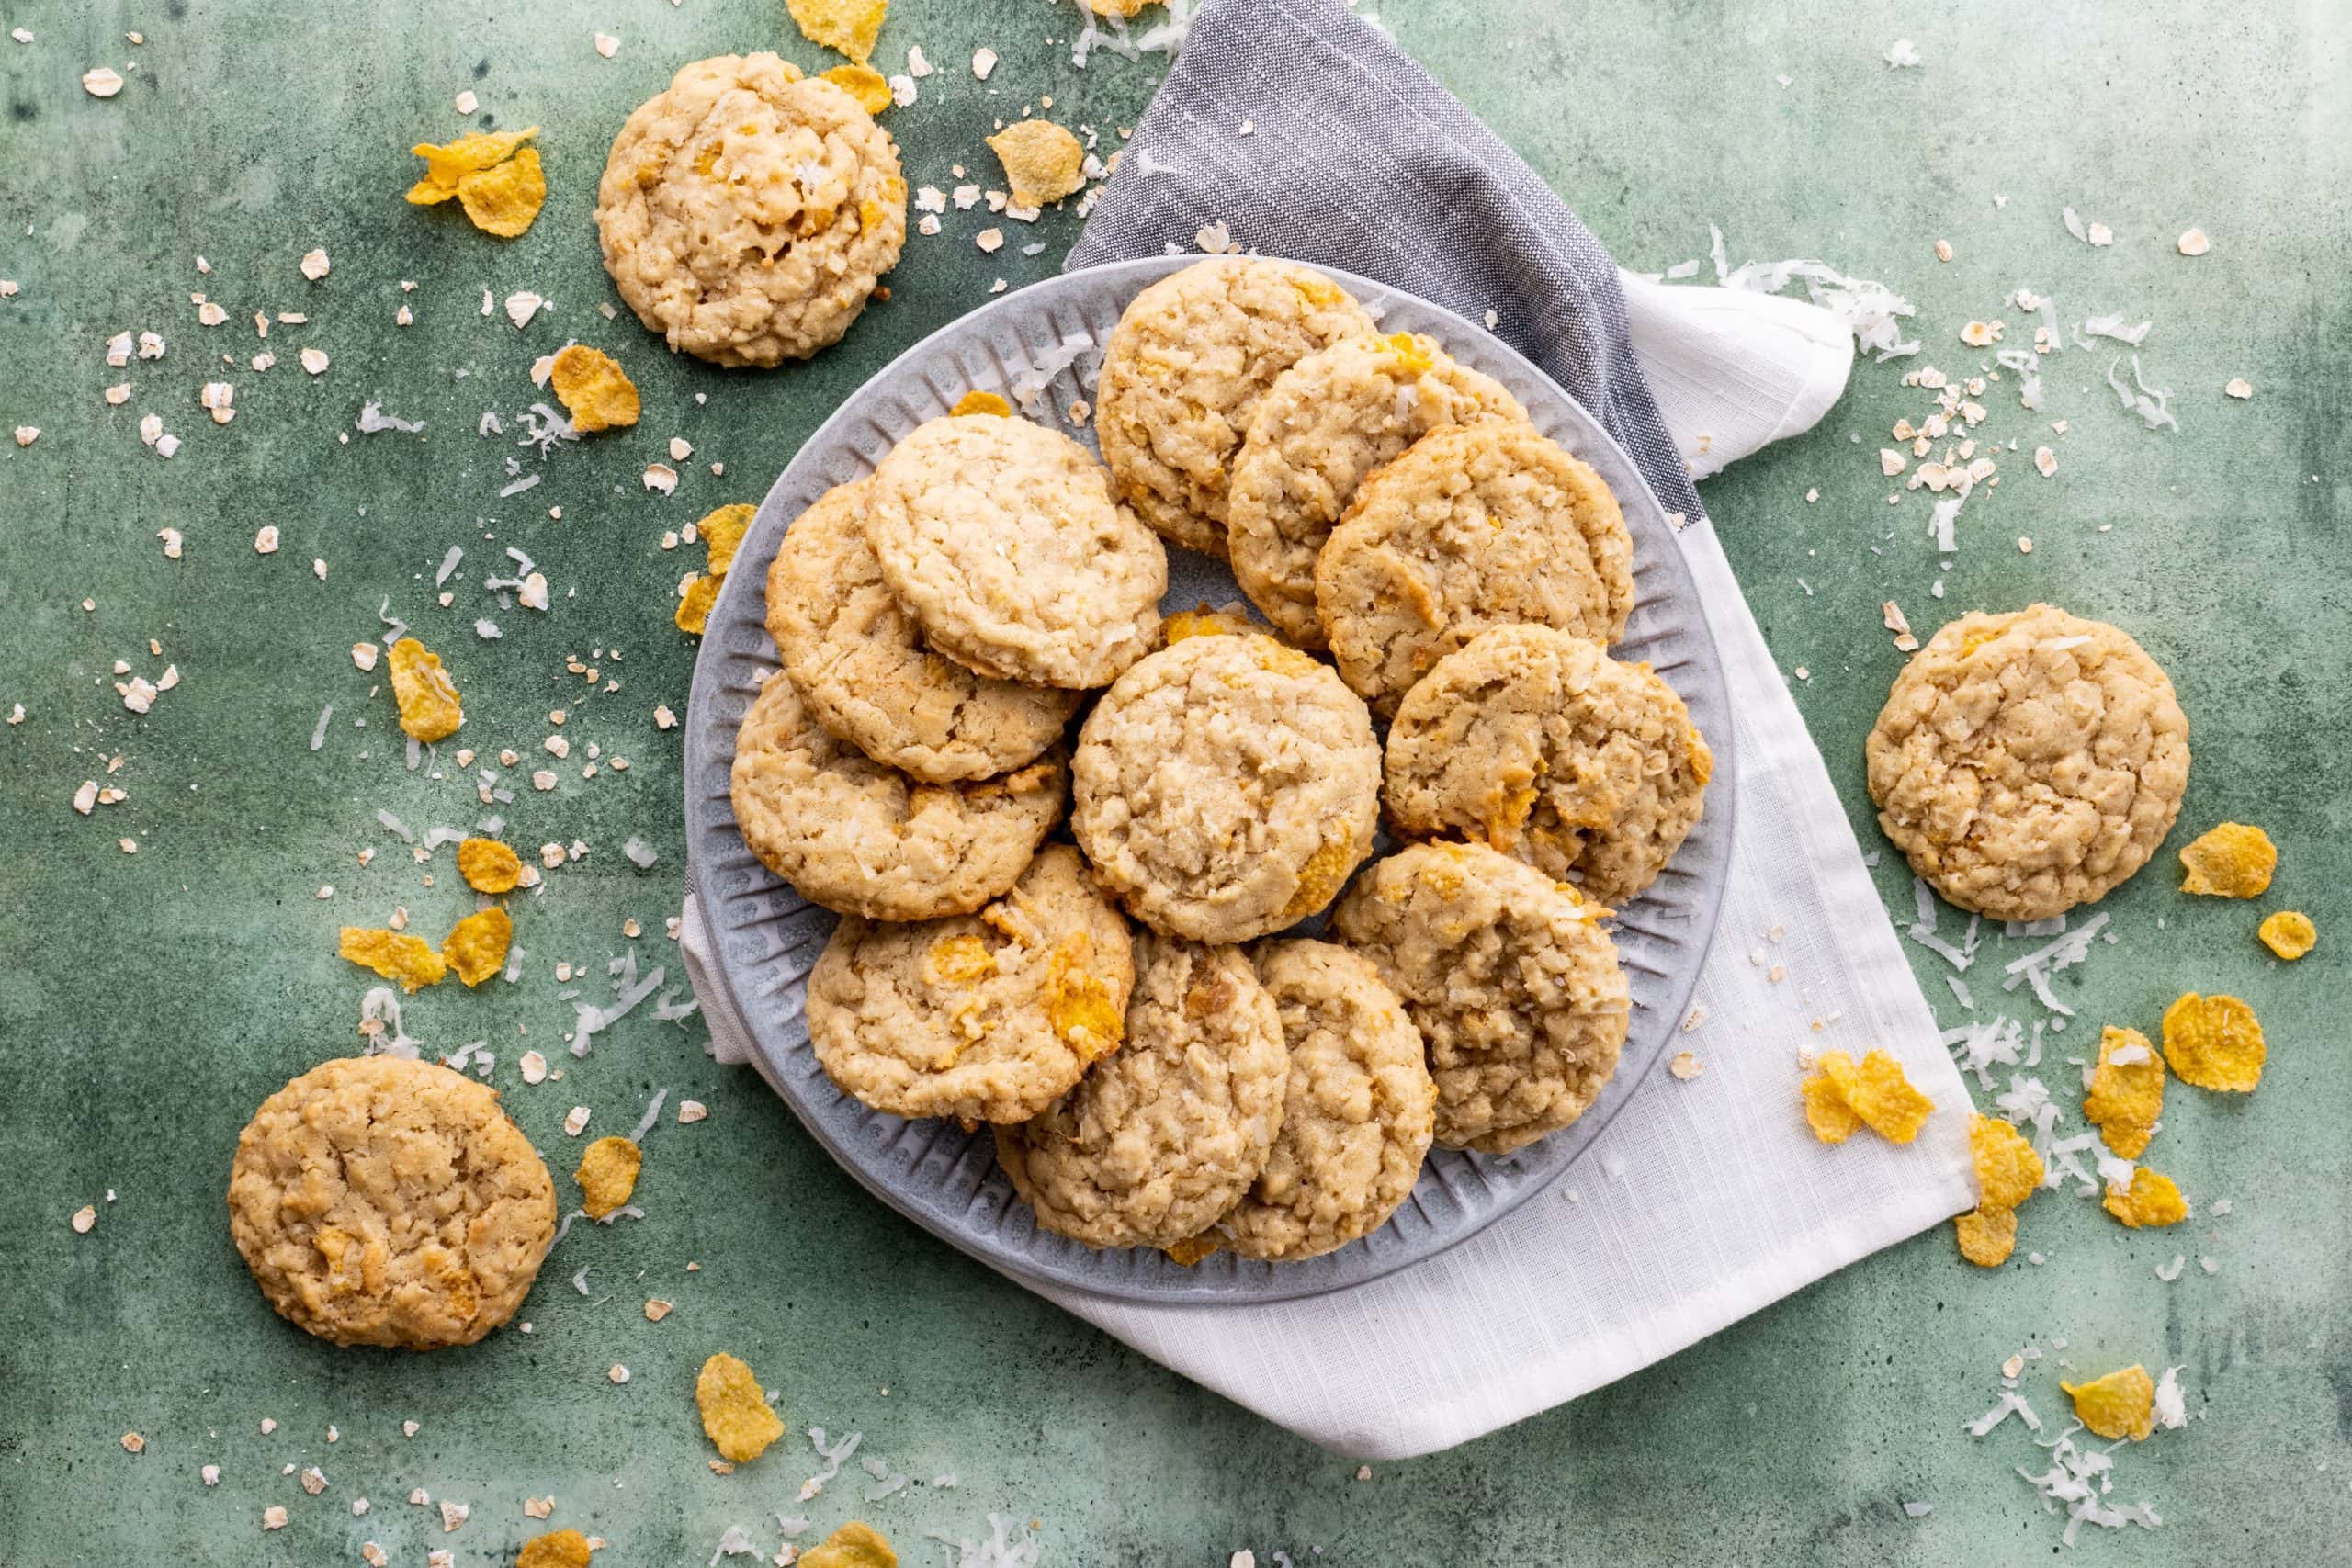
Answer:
(1314, 423, 1635, 714)
(594, 53, 906, 367)
(769, 478, 1080, 783)
(806, 845, 1134, 1124)
(1331, 841, 1629, 1156)
(1227, 333, 1528, 647)
(1216, 940, 1435, 1263)
(226, 1055, 557, 1349)
(865, 414, 1166, 689)
(1072, 630, 1380, 942)
(1385, 625, 1712, 906)
(1866, 603, 2189, 923)
(729, 671, 1064, 921)
(1095, 258, 1377, 558)
(994, 933, 1288, 1250)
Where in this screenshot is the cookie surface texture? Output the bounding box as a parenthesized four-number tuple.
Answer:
(1865, 603, 2189, 922)
(865, 414, 1166, 689)
(1095, 258, 1377, 558)
(1072, 631, 1380, 942)
(226, 1055, 557, 1349)
(806, 846, 1135, 1123)
(594, 53, 906, 367)
(1330, 841, 1630, 1155)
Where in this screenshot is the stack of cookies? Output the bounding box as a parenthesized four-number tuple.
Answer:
(729, 258, 1714, 1264)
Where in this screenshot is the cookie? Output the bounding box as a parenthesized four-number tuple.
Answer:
(1095, 258, 1377, 558)
(806, 845, 1135, 1123)
(1314, 423, 1635, 714)
(1227, 333, 1528, 646)
(865, 414, 1166, 689)
(1216, 940, 1435, 1262)
(1072, 631, 1381, 942)
(226, 1055, 557, 1349)
(594, 53, 906, 367)
(729, 671, 1064, 921)
(1866, 603, 2190, 922)
(994, 933, 1287, 1250)
(769, 478, 1079, 783)
(1384, 625, 1712, 906)
(1330, 841, 1630, 1155)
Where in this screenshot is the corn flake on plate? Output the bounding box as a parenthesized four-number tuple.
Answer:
(682, 256, 1736, 1304)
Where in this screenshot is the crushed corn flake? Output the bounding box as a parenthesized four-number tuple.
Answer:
(2177, 822, 2276, 897)
(2082, 1025, 2165, 1158)
(2257, 909, 2314, 960)
(2161, 991, 2266, 1091)
(549, 344, 641, 433)
(574, 1135, 643, 1219)
(695, 1351, 786, 1463)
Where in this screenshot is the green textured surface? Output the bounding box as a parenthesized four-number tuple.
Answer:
(1, 0, 2345, 1562)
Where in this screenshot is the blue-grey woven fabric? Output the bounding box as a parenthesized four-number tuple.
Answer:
(1065, 0, 1707, 530)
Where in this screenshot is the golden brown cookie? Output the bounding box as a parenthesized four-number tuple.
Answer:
(1865, 604, 2189, 922)
(226, 1055, 556, 1349)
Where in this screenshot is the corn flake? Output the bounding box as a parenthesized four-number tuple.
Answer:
(1800, 1071, 1862, 1144)
(949, 389, 1012, 418)
(1953, 1205, 2017, 1268)
(515, 1529, 594, 1568)
(1164, 1234, 1220, 1266)
(1819, 1049, 1934, 1143)
(798, 1522, 898, 1568)
(2162, 991, 2266, 1091)
(2258, 909, 2316, 961)
(1161, 606, 1253, 644)
(2082, 1025, 2165, 1158)
(548, 344, 639, 434)
(2178, 821, 2277, 897)
(456, 145, 547, 238)
(387, 637, 463, 742)
(820, 63, 894, 115)
(574, 1135, 642, 1219)
(338, 928, 447, 992)
(695, 1351, 786, 1462)
(697, 502, 756, 577)
(1968, 1113, 2045, 1211)
(673, 573, 718, 636)
(457, 837, 524, 894)
(440, 906, 512, 987)
(2103, 1168, 2188, 1229)
(987, 119, 1088, 209)
(407, 127, 538, 202)
(2060, 1364, 2156, 1441)
(786, 0, 887, 63)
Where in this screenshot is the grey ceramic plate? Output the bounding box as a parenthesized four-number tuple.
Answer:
(684, 255, 1736, 1304)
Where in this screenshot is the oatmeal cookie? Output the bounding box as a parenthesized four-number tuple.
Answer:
(1216, 940, 1435, 1262)
(1865, 604, 2189, 922)
(865, 414, 1166, 689)
(1385, 625, 1712, 905)
(994, 934, 1287, 1249)
(729, 671, 1064, 920)
(1330, 841, 1629, 1155)
(1095, 258, 1377, 557)
(226, 1055, 556, 1349)
(594, 53, 906, 367)
(1228, 333, 1528, 646)
(806, 846, 1134, 1123)
(1314, 423, 1635, 714)
(1072, 632, 1380, 942)
(769, 478, 1079, 782)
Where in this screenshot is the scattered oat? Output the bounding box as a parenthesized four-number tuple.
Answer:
(254, 525, 281, 555)
(679, 1099, 708, 1124)
(607, 1364, 630, 1384)
(973, 47, 998, 79)
(262, 1506, 288, 1530)
(594, 32, 619, 58)
(2224, 378, 2253, 400)
(83, 66, 126, 97)
(300, 346, 329, 375)
(455, 89, 478, 114)
(645, 1298, 674, 1322)
(976, 227, 1005, 254)
(522, 1050, 549, 1083)
(1668, 1051, 1702, 1081)
(299, 248, 332, 281)
(564, 1106, 592, 1136)
(2177, 228, 2211, 256)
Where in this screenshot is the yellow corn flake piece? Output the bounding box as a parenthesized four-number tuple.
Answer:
(338, 928, 447, 993)
(987, 120, 1088, 209)
(1161, 606, 1252, 644)
(786, 0, 887, 63)
(698, 502, 756, 577)
(674, 572, 718, 636)
(695, 1351, 786, 1463)
(2082, 1025, 2165, 1158)
(1953, 1205, 2018, 1268)
(1819, 1049, 1935, 1144)
(1046, 937, 1124, 1062)
(2060, 1364, 2156, 1442)
(798, 1522, 898, 1568)
(573, 1135, 643, 1220)
(455, 145, 547, 238)
(927, 931, 998, 985)
(407, 126, 539, 202)
(2161, 991, 2267, 1092)
(1164, 1234, 1220, 1267)
(1800, 1071, 1862, 1144)
(1967, 1113, 2045, 1211)
(457, 838, 525, 895)
(2178, 821, 2277, 897)
(2259, 909, 2316, 961)
(515, 1529, 594, 1568)
(440, 906, 513, 987)
(820, 63, 894, 115)
(548, 344, 640, 434)
(387, 637, 463, 742)
(2103, 1168, 2188, 1229)
(950, 389, 1013, 418)
(1381, 332, 1438, 377)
